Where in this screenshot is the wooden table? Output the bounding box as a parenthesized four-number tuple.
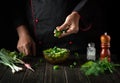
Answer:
(0, 55, 120, 83)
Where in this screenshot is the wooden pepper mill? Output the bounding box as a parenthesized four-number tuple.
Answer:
(100, 32, 111, 62)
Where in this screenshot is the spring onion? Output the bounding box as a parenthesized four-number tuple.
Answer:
(0, 48, 34, 73)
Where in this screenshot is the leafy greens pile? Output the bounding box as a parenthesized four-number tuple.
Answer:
(0, 48, 34, 73)
(43, 46, 69, 59)
(80, 57, 120, 76)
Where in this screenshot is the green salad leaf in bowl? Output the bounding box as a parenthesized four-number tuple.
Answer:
(43, 46, 70, 64)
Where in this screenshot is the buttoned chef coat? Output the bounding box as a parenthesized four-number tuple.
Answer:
(14, 0, 106, 54)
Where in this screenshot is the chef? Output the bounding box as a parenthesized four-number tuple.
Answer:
(14, 0, 106, 56)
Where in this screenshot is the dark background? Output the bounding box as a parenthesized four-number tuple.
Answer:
(0, 0, 119, 59)
(0, 1, 18, 50)
(102, 0, 119, 61)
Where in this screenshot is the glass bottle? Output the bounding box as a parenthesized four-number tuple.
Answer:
(87, 42, 96, 61)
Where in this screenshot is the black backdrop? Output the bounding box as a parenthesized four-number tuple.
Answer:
(101, 0, 119, 60)
(0, 0, 18, 50)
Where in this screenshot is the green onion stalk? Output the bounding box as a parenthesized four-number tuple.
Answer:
(0, 48, 34, 73)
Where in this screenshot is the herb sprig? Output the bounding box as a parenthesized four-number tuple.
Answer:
(80, 57, 120, 76)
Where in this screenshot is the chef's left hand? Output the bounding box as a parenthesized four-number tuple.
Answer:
(56, 11, 80, 38)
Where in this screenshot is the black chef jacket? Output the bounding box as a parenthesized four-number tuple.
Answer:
(14, 0, 107, 54)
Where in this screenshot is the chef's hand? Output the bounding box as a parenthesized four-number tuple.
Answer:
(16, 25, 36, 56)
(56, 11, 80, 38)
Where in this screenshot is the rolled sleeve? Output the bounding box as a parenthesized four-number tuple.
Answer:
(73, 0, 100, 31)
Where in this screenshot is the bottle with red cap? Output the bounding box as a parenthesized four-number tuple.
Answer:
(100, 32, 111, 62)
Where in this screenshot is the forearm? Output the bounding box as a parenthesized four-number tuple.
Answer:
(73, 0, 87, 15)
(16, 25, 30, 38)
(73, 0, 100, 31)
(70, 11, 80, 20)
(74, 0, 100, 21)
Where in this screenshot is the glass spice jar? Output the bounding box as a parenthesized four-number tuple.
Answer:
(87, 42, 96, 61)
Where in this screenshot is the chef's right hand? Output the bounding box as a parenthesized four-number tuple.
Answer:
(17, 34, 36, 56)
(16, 25, 36, 56)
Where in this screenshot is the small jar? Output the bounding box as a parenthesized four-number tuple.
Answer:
(87, 42, 96, 61)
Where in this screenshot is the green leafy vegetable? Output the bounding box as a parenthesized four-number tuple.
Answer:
(43, 46, 69, 59)
(0, 48, 34, 73)
(73, 61, 77, 66)
(43, 46, 70, 64)
(53, 65, 60, 70)
(80, 57, 120, 76)
(70, 65, 74, 68)
(74, 52, 79, 58)
(69, 61, 77, 68)
(54, 29, 66, 38)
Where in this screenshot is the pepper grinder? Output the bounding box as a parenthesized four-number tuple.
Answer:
(100, 32, 111, 62)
